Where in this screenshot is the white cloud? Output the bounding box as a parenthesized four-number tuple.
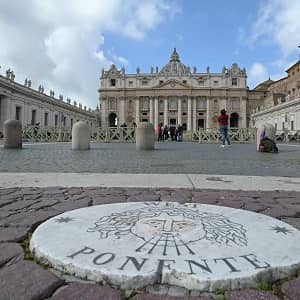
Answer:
(0, 0, 179, 108)
(250, 0, 300, 57)
(248, 62, 269, 88)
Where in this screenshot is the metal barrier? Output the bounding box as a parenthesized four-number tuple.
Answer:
(0, 126, 298, 143)
(192, 128, 257, 143)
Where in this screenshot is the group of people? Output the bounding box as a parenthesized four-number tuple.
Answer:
(157, 123, 183, 142)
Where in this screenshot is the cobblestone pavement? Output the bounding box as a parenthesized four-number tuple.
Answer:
(1, 187, 300, 300)
(0, 142, 300, 176)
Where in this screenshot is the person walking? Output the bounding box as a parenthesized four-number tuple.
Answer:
(218, 109, 231, 147)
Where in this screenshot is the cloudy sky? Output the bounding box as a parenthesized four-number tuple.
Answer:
(0, 0, 300, 109)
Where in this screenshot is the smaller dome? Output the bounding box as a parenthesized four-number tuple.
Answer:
(159, 48, 191, 75)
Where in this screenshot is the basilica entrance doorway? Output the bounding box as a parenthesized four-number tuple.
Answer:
(197, 119, 205, 129)
(108, 112, 118, 127)
(230, 112, 239, 128)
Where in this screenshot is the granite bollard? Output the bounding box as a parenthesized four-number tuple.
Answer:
(257, 123, 277, 152)
(136, 122, 155, 150)
(72, 121, 91, 150)
(3, 119, 22, 149)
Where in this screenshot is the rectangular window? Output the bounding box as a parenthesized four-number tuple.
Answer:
(197, 98, 206, 109)
(275, 123, 277, 131)
(109, 99, 117, 110)
(142, 99, 149, 110)
(291, 120, 294, 131)
(231, 98, 240, 110)
(71, 118, 73, 128)
(232, 78, 237, 86)
(182, 80, 187, 84)
(31, 110, 36, 125)
(128, 81, 133, 87)
(198, 80, 204, 86)
(282, 122, 285, 130)
(159, 80, 164, 84)
(110, 79, 116, 86)
(63, 116, 66, 127)
(15, 106, 21, 121)
(213, 81, 219, 86)
(44, 112, 48, 126)
(55, 115, 58, 127)
(141, 80, 148, 86)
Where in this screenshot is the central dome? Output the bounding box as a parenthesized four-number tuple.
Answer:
(160, 48, 191, 75)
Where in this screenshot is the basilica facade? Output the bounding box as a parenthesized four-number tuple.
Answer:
(99, 49, 249, 131)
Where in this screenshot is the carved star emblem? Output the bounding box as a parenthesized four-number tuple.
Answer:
(55, 217, 74, 223)
(270, 226, 292, 235)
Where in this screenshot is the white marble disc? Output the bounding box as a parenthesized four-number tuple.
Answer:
(30, 202, 300, 291)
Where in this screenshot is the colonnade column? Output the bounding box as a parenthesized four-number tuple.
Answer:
(187, 96, 192, 131)
(241, 97, 247, 128)
(177, 97, 182, 125)
(164, 98, 168, 126)
(206, 97, 211, 129)
(135, 97, 140, 125)
(149, 97, 154, 125)
(101, 98, 107, 128)
(154, 97, 159, 130)
(192, 97, 197, 130)
(119, 97, 126, 125)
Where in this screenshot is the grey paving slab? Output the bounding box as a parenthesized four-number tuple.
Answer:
(48, 282, 124, 300)
(0, 142, 299, 176)
(281, 277, 300, 300)
(0, 243, 24, 266)
(0, 260, 63, 300)
(0, 226, 30, 242)
(225, 289, 280, 300)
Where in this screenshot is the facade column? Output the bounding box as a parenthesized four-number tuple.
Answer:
(241, 97, 247, 128)
(120, 97, 126, 125)
(164, 98, 168, 126)
(192, 97, 197, 130)
(149, 97, 154, 125)
(177, 97, 182, 125)
(101, 98, 107, 127)
(135, 97, 140, 125)
(154, 97, 159, 130)
(187, 96, 192, 131)
(206, 97, 211, 129)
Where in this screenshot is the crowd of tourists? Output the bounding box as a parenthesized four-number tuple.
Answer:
(157, 123, 183, 142)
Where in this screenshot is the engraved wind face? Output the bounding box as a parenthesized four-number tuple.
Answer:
(87, 203, 248, 256)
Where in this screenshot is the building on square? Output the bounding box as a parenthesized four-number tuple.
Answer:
(0, 71, 98, 133)
(99, 48, 249, 131)
(251, 60, 300, 131)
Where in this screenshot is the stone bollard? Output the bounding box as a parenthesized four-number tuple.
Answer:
(136, 122, 155, 150)
(265, 123, 276, 141)
(4, 119, 22, 149)
(257, 124, 266, 151)
(72, 121, 91, 150)
(257, 123, 276, 151)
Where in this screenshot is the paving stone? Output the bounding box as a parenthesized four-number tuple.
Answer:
(42, 187, 68, 195)
(243, 202, 268, 212)
(52, 199, 91, 212)
(29, 199, 60, 210)
(134, 294, 212, 300)
(92, 195, 127, 205)
(0, 243, 24, 266)
(281, 217, 300, 230)
(225, 289, 280, 300)
(0, 226, 30, 242)
(0, 260, 63, 300)
(127, 193, 160, 202)
(48, 282, 124, 300)
(2, 210, 58, 227)
(262, 206, 295, 218)
(2, 199, 41, 211)
(281, 277, 300, 300)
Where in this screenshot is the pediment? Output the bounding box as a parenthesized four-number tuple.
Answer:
(154, 79, 191, 89)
